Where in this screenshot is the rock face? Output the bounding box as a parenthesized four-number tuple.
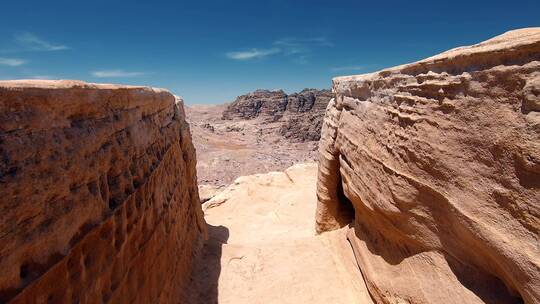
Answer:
(0, 80, 206, 303)
(316, 28, 540, 304)
(222, 88, 332, 142)
(222, 89, 289, 121)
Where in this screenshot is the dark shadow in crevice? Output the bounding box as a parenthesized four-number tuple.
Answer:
(444, 252, 524, 304)
(326, 152, 355, 229)
(349, 219, 523, 304)
(336, 177, 355, 226)
(183, 224, 229, 304)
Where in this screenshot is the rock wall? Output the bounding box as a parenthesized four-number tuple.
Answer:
(316, 28, 540, 304)
(222, 89, 289, 121)
(0, 80, 206, 303)
(222, 88, 332, 141)
(279, 89, 333, 142)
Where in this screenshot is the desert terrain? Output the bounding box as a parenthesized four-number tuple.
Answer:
(186, 89, 331, 200)
(186, 102, 318, 187)
(0, 28, 539, 304)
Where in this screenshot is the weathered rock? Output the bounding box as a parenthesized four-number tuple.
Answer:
(286, 88, 332, 114)
(316, 28, 540, 304)
(278, 112, 324, 142)
(201, 123, 215, 132)
(0, 80, 206, 303)
(222, 89, 289, 121)
(198, 184, 224, 203)
(221, 88, 332, 142)
(279, 89, 333, 141)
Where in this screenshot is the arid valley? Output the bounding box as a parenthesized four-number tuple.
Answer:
(0, 2, 539, 303)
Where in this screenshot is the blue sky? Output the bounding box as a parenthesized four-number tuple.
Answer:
(0, 0, 538, 104)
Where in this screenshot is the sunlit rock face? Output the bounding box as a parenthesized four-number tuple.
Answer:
(222, 89, 289, 121)
(222, 88, 332, 142)
(0, 80, 206, 303)
(316, 28, 540, 304)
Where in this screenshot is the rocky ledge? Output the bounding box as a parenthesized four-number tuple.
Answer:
(0, 80, 206, 303)
(316, 28, 540, 304)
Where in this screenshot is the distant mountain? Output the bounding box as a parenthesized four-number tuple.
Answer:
(222, 88, 332, 141)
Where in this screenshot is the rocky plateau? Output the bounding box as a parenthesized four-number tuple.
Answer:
(186, 88, 331, 189)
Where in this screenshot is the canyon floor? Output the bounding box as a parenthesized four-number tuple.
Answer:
(184, 163, 373, 304)
(185, 104, 319, 189)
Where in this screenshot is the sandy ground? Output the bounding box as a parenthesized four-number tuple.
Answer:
(183, 163, 373, 304)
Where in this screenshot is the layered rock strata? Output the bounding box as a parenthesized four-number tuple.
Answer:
(316, 28, 540, 304)
(0, 80, 206, 303)
(222, 88, 332, 142)
(222, 89, 289, 121)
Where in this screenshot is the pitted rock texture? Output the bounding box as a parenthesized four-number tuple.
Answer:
(0, 80, 206, 303)
(316, 28, 540, 304)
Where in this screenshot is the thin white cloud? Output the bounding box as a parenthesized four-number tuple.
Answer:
(226, 48, 280, 60)
(225, 37, 332, 63)
(16, 32, 69, 51)
(331, 66, 367, 72)
(0, 57, 26, 66)
(294, 55, 309, 65)
(272, 37, 333, 63)
(91, 70, 146, 78)
(274, 37, 333, 48)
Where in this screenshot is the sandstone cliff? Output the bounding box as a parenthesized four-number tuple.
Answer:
(222, 88, 332, 142)
(0, 80, 206, 303)
(316, 28, 540, 304)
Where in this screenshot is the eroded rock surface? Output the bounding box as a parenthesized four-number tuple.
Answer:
(222, 88, 332, 142)
(0, 80, 206, 303)
(316, 28, 540, 304)
(221, 89, 289, 121)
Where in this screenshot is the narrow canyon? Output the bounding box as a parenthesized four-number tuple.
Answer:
(0, 28, 539, 304)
